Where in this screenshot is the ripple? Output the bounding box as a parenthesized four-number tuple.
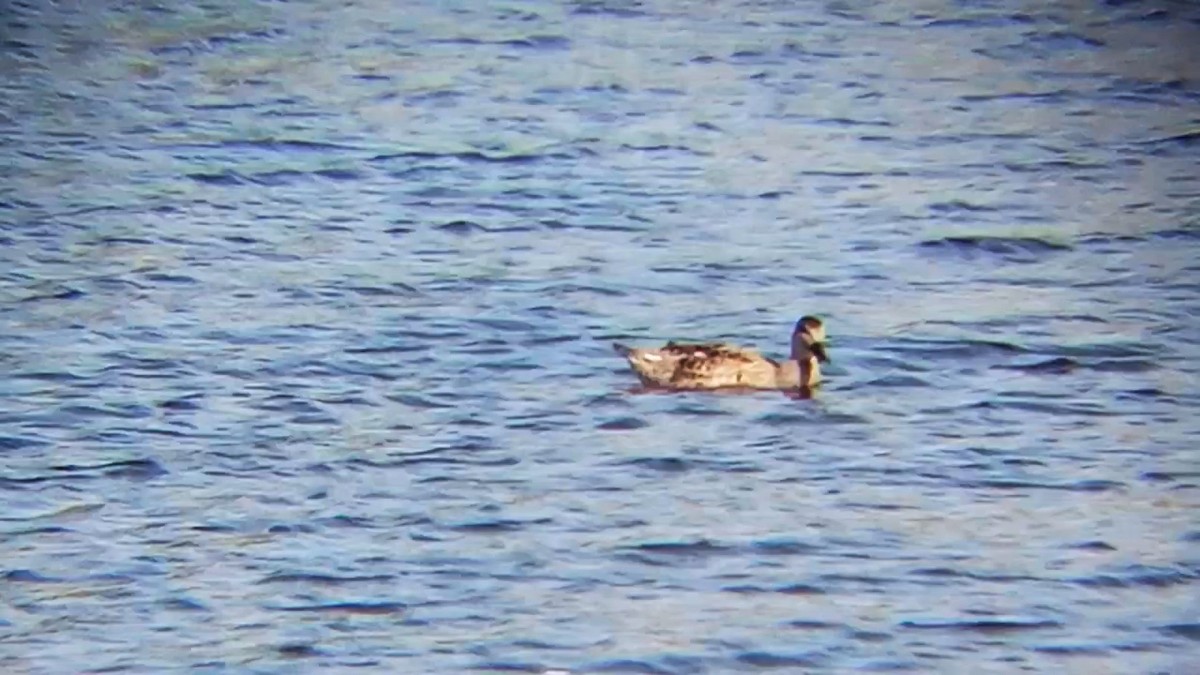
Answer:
(917, 235, 1071, 262)
(888, 337, 1026, 359)
(726, 582, 826, 595)
(1072, 564, 1199, 589)
(736, 650, 824, 668)
(2, 458, 168, 486)
(1160, 623, 1200, 641)
(3, 0, 1196, 671)
(269, 601, 407, 615)
(596, 416, 649, 430)
(958, 478, 1126, 492)
(898, 616, 1063, 632)
(257, 573, 396, 585)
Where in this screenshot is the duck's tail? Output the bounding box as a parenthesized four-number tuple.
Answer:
(612, 342, 634, 357)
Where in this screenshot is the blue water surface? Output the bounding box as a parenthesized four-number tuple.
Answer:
(2, 0, 1198, 672)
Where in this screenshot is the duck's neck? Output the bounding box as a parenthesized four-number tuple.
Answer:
(802, 355, 819, 386)
(789, 333, 807, 361)
(777, 356, 817, 387)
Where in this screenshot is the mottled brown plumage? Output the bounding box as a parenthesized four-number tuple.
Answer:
(613, 316, 828, 390)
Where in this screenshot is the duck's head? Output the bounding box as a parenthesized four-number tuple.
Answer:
(791, 315, 829, 363)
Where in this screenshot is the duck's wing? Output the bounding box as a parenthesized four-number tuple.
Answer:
(664, 342, 779, 388)
(657, 341, 758, 360)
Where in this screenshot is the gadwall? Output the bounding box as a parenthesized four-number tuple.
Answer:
(612, 316, 829, 390)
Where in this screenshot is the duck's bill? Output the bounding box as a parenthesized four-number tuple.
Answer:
(812, 342, 830, 363)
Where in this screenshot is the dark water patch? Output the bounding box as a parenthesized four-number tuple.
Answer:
(569, 1, 647, 18)
(619, 456, 689, 471)
(1072, 564, 1199, 589)
(616, 539, 734, 565)
(277, 643, 325, 658)
(437, 219, 488, 235)
(248, 395, 326, 415)
(345, 341, 431, 355)
(159, 393, 204, 411)
(597, 416, 649, 430)
(199, 138, 361, 153)
(370, 149, 565, 165)
(141, 272, 197, 284)
(501, 35, 571, 50)
(5, 569, 59, 583)
(1027, 30, 1105, 51)
(959, 89, 1072, 103)
(917, 235, 1070, 262)
(386, 393, 455, 409)
(18, 286, 86, 302)
(1, 526, 74, 537)
(817, 573, 894, 587)
(268, 522, 318, 533)
(1147, 470, 1200, 480)
(349, 455, 518, 469)
(887, 338, 1027, 359)
(552, 282, 627, 298)
(318, 514, 383, 528)
(753, 410, 830, 426)
(620, 142, 707, 156)
(1138, 129, 1200, 146)
(1031, 643, 1109, 655)
(994, 357, 1079, 374)
(927, 200, 999, 213)
(470, 316, 536, 332)
(922, 397, 1118, 418)
(1053, 342, 1157, 359)
(161, 596, 209, 612)
(958, 478, 1125, 492)
(667, 398, 729, 415)
(257, 572, 396, 585)
(313, 168, 364, 181)
(187, 170, 251, 185)
(1095, 358, 1158, 373)
(448, 517, 553, 533)
(582, 658, 676, 674)
(727, 582, 826, 595)
(470, 661, 549, 672)
(863, 374, 930, 388)
(4, 569, 136, 585)
(1159, 623, 1200, 641)
(186, 101, 258, 111)
(0, 434, 51, 450)
(736, 650, 824, 668)
(478, 358, 541, 372)
(910, 567, 1041, 583)
(0, 459, 170, 486)
(270, 601, 406, 615)
(783, 619, 840, 629)
(1150, 226, 1200, 241)
(999, 357, 1157, 374)
(899, 616, 1063, 632)
(923, 14, 1035, 28)
(1068, 540, 1117, 552)
(752, 538, 820, 556)
(344, 282, 420, 297)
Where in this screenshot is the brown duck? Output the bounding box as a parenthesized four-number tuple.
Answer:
(612, 316, 829, 390)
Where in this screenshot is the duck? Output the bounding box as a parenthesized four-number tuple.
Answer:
(612, 316, 829, 390)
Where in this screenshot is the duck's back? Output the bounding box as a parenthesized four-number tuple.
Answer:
(654, 342, 779, 389)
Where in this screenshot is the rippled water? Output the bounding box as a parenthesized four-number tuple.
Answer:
(3, 0, 1199, 672)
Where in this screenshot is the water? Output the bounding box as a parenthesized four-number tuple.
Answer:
(2, 0, 1198, 672)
